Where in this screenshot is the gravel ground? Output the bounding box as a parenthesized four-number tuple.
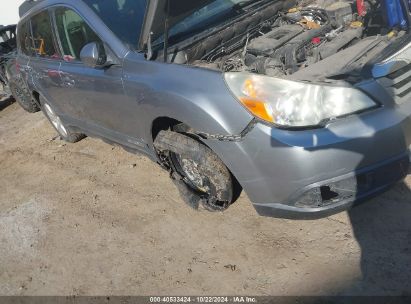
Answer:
(0, 99, 410, 296)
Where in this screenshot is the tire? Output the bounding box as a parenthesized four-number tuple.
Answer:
(154, 130, 235, 212)
(9, 80, 39, 113)
(40, 96, 85, 143)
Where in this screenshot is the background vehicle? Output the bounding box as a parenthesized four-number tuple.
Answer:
(0, 23, 39, 112)
(16, 0, 411, 218)
(0, 25, 17, 97)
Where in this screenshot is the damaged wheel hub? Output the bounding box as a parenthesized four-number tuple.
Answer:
(178, 157, 207, 191)
(174, 154, 211, 194)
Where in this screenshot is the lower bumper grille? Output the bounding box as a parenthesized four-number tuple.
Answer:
(292, 155, 410, 209)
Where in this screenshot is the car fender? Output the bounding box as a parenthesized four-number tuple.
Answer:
(122, 53, 254, 145)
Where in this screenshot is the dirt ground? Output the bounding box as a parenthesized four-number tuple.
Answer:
(0, 98, 411, 296)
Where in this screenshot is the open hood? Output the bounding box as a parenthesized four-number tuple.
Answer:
(138, 0, 214, 50)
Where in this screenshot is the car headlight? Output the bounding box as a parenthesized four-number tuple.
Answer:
(224, 73, 377, 128)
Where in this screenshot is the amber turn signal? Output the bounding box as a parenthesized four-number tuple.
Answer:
(239, 98, 274, 123)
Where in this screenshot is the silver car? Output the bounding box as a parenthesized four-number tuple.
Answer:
(16, 0, 411, 218)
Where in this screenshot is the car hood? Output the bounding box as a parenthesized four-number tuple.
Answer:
(290, 32, 411, 81)
(139, 0, 215, 50)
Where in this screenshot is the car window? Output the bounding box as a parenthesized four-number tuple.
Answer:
(30, 10, 60, 59)
(18, 21, 34, 56)
(55, 7, 102, 62)
(82, 0, 147, 49)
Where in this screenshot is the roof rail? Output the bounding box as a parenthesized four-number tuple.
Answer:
(19, 0, 44, 18)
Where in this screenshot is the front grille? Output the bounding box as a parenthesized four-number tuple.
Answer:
(378, 64, 411, 105)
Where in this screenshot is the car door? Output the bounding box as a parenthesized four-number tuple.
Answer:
(28, 10, 64, 106)
(16, 21, 34, 92)
(52, 6, 127, 139)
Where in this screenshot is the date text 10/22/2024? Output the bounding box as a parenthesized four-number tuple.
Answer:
(149, 297, 257, 303)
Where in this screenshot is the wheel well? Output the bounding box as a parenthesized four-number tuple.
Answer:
(151, 117, 182, 141)
(32, 91, 40, 106)
(151, 116, 243, 201)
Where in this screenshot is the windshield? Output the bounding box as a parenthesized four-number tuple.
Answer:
(153, 0, 266, 47)
(83, 0, 148, 48)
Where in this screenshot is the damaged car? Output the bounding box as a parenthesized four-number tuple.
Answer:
(17, 0, 411, 218)
(0, 23, 39, 112)
(0, 25, 17, 97)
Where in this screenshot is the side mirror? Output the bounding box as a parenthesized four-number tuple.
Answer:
(80, 42, 107, 68)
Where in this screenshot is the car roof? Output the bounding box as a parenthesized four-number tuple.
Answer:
(19, 0, 44, 18)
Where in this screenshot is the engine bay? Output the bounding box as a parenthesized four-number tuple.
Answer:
(177, 0, 410, 78)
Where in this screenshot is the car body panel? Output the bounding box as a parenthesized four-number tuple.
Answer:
(29, 57, 62, 105)
(56, 61, 126, 136)
(122, 52, 254, 145)
(204, 78, 411, 218)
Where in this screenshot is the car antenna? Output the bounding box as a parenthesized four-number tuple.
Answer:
(163, 0, 171, 63)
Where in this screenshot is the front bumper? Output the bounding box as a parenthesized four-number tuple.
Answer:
(207, 81, 411, 219)
(253, 153, 409, 219)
